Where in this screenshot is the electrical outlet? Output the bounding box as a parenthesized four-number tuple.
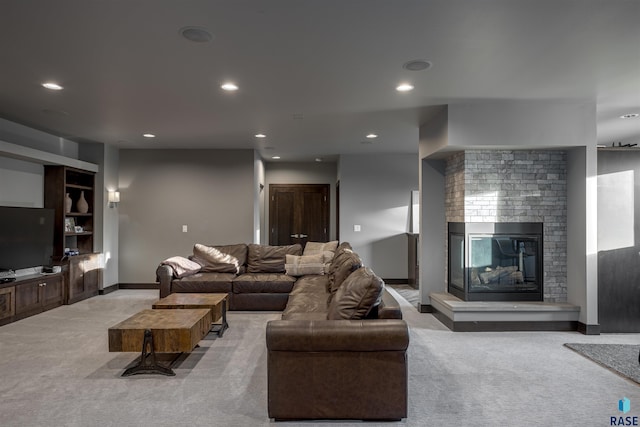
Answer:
(182, 225, 188, 233)
(354, 224, 361, 232)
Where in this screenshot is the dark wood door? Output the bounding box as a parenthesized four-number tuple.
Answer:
(269, 184, 329, 246)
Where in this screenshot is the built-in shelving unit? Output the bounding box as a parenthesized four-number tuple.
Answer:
(44, 166, 101, 304)
(44, 166, 95, 258)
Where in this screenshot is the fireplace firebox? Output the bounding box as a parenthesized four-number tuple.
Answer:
(448, 222, 543, 301)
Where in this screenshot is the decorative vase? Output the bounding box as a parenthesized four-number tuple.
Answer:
(77, 191, 89, 214)
(65, 193, 72, 213)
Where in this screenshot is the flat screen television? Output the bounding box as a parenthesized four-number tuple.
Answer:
(0, 206, 54, 271)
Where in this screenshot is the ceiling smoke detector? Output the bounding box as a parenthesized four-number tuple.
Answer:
(402, 60, 432, 71)
(179, 26, 214, 43)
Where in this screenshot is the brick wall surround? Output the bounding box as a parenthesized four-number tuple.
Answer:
(445, 150, 567, 302)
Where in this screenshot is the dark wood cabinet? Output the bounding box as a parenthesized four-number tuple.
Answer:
(0, 273, 64, 325)
(0, 286, 15, 322)
(67, 253, 101, 304)
(407, 233, 419, 289)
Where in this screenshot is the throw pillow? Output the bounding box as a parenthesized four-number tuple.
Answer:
(247, 243, 302, 273)
(327, 267, 384, 320)
(285, 254, 325, 276)
(192, 243, 246, 274)
(161, 256, 201, 278)
(303, 240, 339, 256)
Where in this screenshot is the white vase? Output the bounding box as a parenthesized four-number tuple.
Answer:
(77, 191, 89, 214)
(65, 193, 72, 213)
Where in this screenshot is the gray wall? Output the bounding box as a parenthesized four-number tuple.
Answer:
(264, 161, 338, 243)
(79, 143, 120, 288)
(118, 149, 255, 283)
(0, 156, 43, 207)
(338, 153, 418, 279)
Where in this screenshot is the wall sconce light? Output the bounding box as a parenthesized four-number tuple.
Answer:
(108, 190, 120, 208)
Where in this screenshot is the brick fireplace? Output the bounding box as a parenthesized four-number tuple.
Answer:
(445, 150, 567, 302)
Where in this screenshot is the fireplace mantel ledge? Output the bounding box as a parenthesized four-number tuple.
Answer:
(431, 292, 580, 312)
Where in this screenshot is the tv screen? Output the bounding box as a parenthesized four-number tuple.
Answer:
(0, 206, 54, 271)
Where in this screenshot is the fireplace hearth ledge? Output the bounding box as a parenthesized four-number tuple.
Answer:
(430, 292, 580, 332)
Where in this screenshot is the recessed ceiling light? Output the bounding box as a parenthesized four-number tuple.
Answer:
(620, 113, 639, 119)
(221, 83, 239, 91)
(366, 133, 378, 139)
(42, 82, 63, 90)
(272, 156, 281, 160)
(143, 133, 156, 138)
(402, 60, 432, 71)
(255, 133, 266, 138)
(179, 26, 214, 43)
(396, 83, 414, 92)
(315, 157, 323, 162)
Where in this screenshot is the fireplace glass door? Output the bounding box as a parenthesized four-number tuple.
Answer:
(469, 235, 539, 293)
(447, 222, 543, 301)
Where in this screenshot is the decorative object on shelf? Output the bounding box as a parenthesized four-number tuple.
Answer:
(77, 191, 89, 214)
(74, 226, 84, 233)
(108, 190, 120, 208)
(65, 217, 75, 232)
(65, 193, 72, 213)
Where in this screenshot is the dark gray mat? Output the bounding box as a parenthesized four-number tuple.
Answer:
(564, 343, 640, 385)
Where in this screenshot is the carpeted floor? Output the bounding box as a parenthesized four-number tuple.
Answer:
(564, 343, 640, 385)
(1, 289, 639, 426)
(387, 283, 420, 307)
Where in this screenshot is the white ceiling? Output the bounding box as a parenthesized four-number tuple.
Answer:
(1, 0, 639, 161)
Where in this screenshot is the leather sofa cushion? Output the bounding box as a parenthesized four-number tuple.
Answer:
(172, 272, 234, 293)
(233, 273, 296, 294)
(282, 293, 329, 319)
(328, 250, 362, 297)
(192, 243, 247, 274)
(327, 267, 384, 320)
(290, 275, 329, 296)
(247, 244, 302, 273)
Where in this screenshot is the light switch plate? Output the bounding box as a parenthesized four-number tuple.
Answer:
(354, 224, 361, 232)
(182, 225, 188, 233)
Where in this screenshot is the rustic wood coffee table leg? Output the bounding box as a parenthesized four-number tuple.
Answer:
(213, 299, 229, 337)
(122, 329, 176, 377)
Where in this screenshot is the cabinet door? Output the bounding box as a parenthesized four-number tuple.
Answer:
(15, 281, 43, 315)
(0, 287, 15, 320)
(68, 258, 86, 301)
(42, 276, 64, 306)
(83, 254, 101, 294)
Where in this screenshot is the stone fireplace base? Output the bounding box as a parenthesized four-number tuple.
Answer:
(430, 292, 580, 332)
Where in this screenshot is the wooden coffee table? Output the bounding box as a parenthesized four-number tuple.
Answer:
(108, 308, 212, 376)
(152, 293, 229, 337)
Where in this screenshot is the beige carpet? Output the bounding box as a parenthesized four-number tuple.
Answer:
(1, 289, 639, 426)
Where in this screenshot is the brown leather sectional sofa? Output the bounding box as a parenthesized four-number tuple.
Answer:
(156, 242, 409, 421)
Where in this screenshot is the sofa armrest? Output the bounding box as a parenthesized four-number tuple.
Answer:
(156, 264, 175, 298)
(266, 319, 409, 352)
